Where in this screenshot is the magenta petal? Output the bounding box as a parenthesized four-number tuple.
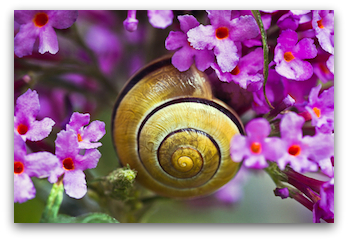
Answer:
(230, 134, 248, 162)
(14, 23, 39, 58)
(14, 174, 36, 203)
(293, 38, 317, 59)
(48, 10, 78, 29)
(327, 55, 334, 74)
(214, 40, 239, 72)
(67, 112, 90, 132)
(38, 26, 59, 54)
(15, 89, 40, 118)
(275, 54, 314, 80)
(171, 47, 195, 72)
(14, 10, 36, 24)
(178, 15, 200, 33)
(244, 155, 268, 169)
(165, 31, 187, 50)
(187, 25, 215, 50)
(206, 10, 232, 27)
(63, 170, 87, 199)
(245, 118, 270, 138)
(25, 152, 59, 178)
(147, 10, 173, 29)
(194, 49, 215, 72)
(277, 29, 298, 49)
(280, 112, 304, 140)
(26, 117, 55, 141)
(55, 130, 79, 159)
(229, 15, 259, 42)
(78, 120, 105, 149)
(76, 149, 101, 170)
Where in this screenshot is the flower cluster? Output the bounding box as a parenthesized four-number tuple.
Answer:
(14, 89, 105, 203)
(14, 10, 334, 223)
(163, 10, 334, 222)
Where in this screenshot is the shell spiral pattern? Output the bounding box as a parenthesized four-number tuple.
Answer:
(112, 56, 244, 198)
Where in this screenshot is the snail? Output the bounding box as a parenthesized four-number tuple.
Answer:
(111, 56, 244, 199)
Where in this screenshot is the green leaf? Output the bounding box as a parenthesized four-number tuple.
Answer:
(40, 182, 64, 223)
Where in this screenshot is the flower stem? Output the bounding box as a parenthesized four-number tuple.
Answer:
(251, 10, 273, 109)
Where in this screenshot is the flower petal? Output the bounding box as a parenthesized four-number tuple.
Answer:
(66, 112, 90, 132)
(214, 40, 239, 72)
(25, 117, 55, 141)
(229, 15, 259, 42)
(171, 47, 195, 72)
(63, 170, 87, 199)
(178, 14, 200, 33)
(38, 26, 59, 54)
(147, 10, 173, 29)
(48, 10, 78, 29)
(165, 31, 187, 51)
(25, 152, 59, 178)
(14, 173, 36, 203)
(14, 23, 39, 58)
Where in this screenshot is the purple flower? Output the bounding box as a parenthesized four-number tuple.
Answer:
(274, 29, 317, 80)
(14, 10, 78, 57)
(123, 10, 173, 32)
(147, 10, 173, 29)
(84, 25, 122, 76)
(14, 89, 55, 142)
(230, 118, 283, 169)
(277, 112, 333, 173)
(327, 55, 334, 74)
(49, 130, 101, 199)
(14, 132, 59, 203)
(66, 112, 106, 149)
(165, 15, 215, 72)
(313, 61, 334, 83)
(305, 85, 334, 133)
(211, 47, 263, 91)
(313, 178, 334, 223)
(312, 10, 334, 55)
(252, 69, 286, 114)
(187, 10, 259, 73)
(215, 166, 249, 204)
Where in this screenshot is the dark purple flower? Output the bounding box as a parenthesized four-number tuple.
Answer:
(14, 10, 78, 57)
(274, 29, 317, 80)
(313, 178, 334, 223)
(165, 15, 214, 72)
(187, 10, 259, 73)
(49, 130, 101, 199)
(230, 118, 283, 169)
(85, 25, 122, 76)
(14, 88, 55, 141)
(14, 132, 59, 203)
(305, 85, 334, 133)
(312, 10, 334, 55)
(66, 112, 106, 149)
(211, 47, 263, 91)
(274, 187, 289, 199)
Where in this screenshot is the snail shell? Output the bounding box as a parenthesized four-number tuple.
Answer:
(112, 56, 244, 199)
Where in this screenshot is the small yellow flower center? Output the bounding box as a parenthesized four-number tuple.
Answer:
(284, 51, 295, 62)
(215, 27, 229, 40)
(250, 142, 262, 154)
(317, 19, 325, 29)
(77, 133, 83, 142)
(33, 13, 49, 27)
(313, 107, 321, 118)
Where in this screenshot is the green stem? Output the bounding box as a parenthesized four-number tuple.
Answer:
(40, 178, 64, 223)
(251, 10, 274, 109)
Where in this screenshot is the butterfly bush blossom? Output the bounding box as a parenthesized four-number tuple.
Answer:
(14, 10, 78, 57)
(14, 10, 335, 223)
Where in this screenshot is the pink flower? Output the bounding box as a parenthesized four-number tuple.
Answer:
(14, 10, 78, 57)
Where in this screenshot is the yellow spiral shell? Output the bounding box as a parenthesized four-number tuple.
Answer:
(112, 56, 244, 199)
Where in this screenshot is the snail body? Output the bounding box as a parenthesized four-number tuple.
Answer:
(112, 56, 244, 199)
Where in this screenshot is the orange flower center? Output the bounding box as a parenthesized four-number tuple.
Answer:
(77, 133, 83, 142)
(17, 123, 28, 135)
(231, 65, 241, 75)
(288, 144, 301, 156)
(250, 142, 262, 154)
(319, 63, 330, 74)
(284, 51, 295, 62)
(313, 107, 321, 118)
(33, 13, 49, 27)
(62, 157, 75, 171)
(317, 19, 325, 29)
(215, 27, 229, 40)
(14, 161, 24, 174)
